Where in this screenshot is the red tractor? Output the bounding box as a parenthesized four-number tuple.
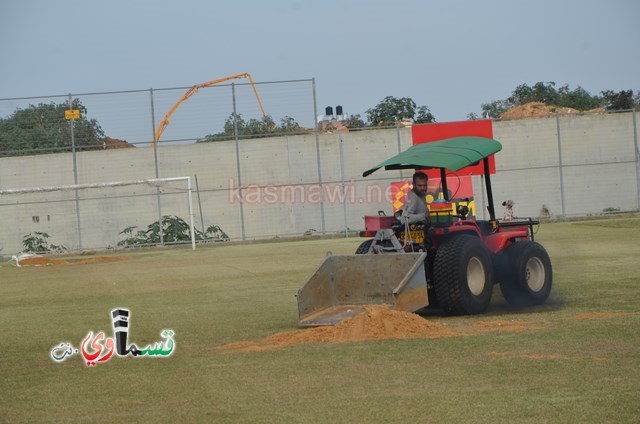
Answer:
(297, 137, 552, 326)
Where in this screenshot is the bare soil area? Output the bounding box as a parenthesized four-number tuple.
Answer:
(17, 256, 130, 266)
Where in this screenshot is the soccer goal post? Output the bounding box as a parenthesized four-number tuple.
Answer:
(0, 176, 196, 252)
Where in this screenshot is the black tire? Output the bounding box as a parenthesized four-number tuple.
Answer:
(355, 239, 374, 254)
(499, 241, 552, 307)
(433, 235, 494, 315)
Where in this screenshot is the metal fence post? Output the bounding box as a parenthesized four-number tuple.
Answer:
(555, 113, 566, 217)
(396, 124, 405, 180)
(150, 88, 164, 245)
(232, 83, 246, 240)
(633, 111, 640, 211)
(312, 78, 326, 233)
(339, 133, 348, 237)
(68, 94, 83, 250)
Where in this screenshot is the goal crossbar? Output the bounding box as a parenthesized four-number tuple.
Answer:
(0, 176, 197, 250)
(0, 177, 189, 195)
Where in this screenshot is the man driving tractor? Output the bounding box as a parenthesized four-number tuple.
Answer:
(398, 172, 431, 225)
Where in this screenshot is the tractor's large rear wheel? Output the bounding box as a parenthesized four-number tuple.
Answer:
(433, 235, 493, 315)
(499, 241, 552, 307)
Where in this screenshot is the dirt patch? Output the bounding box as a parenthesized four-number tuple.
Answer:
(488, 352, 574, 360)
(219, 305, 462, 353)
(17, 256, 130, 266)
(471, 320, 543, 333)
(569, 312, 638, 320)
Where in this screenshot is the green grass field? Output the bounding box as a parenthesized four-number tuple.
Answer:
(1, 217, 640, 423)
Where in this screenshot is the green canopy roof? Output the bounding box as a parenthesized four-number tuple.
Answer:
(362, 136, 502, 177)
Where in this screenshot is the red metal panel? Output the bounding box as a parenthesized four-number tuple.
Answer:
(410, 120, 496, 176)
(363, 215, 396, 230)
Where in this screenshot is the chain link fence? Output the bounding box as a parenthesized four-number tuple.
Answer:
(1, 81, 638, 255)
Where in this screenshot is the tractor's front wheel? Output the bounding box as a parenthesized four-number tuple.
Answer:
(433, 235, 493, 315)
(355, 239, 374, 254)
(499, 241, 552, 307)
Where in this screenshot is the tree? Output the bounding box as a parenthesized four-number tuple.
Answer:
(365, 96, 415, 126)
(600, 89, 637, 111)
(508, 81, 560, 106)
(556, 85, 601, 110)
(244, 115, 276, 136)
(279, 116, 300, 132)
(0, 99, 105, 156)
(223, 112, 245, 136)
(507, 81, 603, 111)
(471, 82, 611, 120)
(480, 100, 511, 119)
(365, 96, 435, 126)
(197, 113, 306, 142)
(414, 106, 436, 124)
(343, 114, 366, 129)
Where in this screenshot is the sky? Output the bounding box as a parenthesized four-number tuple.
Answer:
(1, 0, 639, 125)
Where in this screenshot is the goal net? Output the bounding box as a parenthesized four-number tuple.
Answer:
(0, 176, 196, 254)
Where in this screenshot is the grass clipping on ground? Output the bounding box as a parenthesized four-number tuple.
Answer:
(219, 305, 462, 353)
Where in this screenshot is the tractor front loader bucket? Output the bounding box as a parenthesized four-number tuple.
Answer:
(296, 253, 428, 326)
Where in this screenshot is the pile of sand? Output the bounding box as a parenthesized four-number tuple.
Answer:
(217, 304, 555, 353)
(500, 102, 581, 120)
(499, 101, 608, 120)
(104, 137, 134, 149)
(219, 305, 461, 353)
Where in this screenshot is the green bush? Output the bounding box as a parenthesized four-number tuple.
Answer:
(117, 215, 229, 247)
(22, 232, 67, 253)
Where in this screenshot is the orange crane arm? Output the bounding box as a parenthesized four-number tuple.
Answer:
(152, 73, 266, 145)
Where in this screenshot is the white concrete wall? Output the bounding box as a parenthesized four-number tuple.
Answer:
(1, 112, 638, 254)
(487, 112, 639, 219)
